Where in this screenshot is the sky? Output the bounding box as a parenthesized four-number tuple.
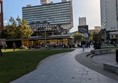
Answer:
(4, 0, 100, 32)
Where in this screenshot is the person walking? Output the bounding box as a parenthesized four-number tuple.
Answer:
(13, 42, 16, 51)
(81, 40, 85, 51)
(4, 43, 7, 50)
(0, 41, 3, 56)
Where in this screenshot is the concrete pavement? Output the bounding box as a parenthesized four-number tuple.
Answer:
(11, 48, 118, 83)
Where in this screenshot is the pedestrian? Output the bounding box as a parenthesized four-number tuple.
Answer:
(13, 42, 16, 51)
(81, 40, 85, 51)
(4, 43, 7, 50)
(0, 41, 3, 56)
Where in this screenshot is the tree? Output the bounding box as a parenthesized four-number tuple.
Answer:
(1, 17, 33, 39)
(16, 16, 22, 26)
(6, 25, 17, 39)
(9, 17, 16, 27)
(93, 32, 101, 41)
(73, 32, 82, 43)
(0, 28, 8, 38)
(17, 19, 33, 38)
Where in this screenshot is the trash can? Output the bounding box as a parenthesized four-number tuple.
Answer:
(116, 49, 118, 63)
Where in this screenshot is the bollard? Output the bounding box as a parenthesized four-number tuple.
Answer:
(116, 49, 118, 63)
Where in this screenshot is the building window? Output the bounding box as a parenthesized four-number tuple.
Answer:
(0, 3, 1, 13)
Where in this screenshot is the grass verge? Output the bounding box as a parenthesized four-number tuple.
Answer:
(0, 49, 73, 83)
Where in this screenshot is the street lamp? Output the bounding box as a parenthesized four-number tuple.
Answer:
(44, 21, 50, 48)
(44, 26, 47, 48)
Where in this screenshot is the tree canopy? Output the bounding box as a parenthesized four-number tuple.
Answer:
(92, 32, 101, 41)
(1, 17, 33, 39)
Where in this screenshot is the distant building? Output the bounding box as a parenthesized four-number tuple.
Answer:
(79, 17, 86, 26)
(78, 25, 89, 38)
(22, 1, 73, 45)
(22, 1, 73, 32)
(100, 0, 117, 31)
(100, 0, 118, 41)
(40, 0, 51, 5)
(78, 17, 89, 38)
(94, 26, 101, 33)
(89, 26, 101, 34)
(0, 0, 3, 30)
(62, 0, 67, 2)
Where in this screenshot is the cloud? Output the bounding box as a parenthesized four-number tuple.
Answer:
(4, 20, 8, 26)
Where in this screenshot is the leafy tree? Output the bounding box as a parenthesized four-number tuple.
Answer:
(17, 19, 33, 38)
(1, 17, 32, 39)
(0, 28, 8, 38)
(6, 25, 17, 39)
(73, 34, 82, 43)
(16, 16, 22, 26)
(9, 17, 16, 27)
(73, 32, 83, 43)
(93, 32, 101, 41)
(89, 32, 94, 40)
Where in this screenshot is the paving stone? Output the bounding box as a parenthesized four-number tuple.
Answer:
(11, 48, 118, 83)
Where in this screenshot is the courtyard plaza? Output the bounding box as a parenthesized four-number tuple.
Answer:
(11, 47, 118, 83)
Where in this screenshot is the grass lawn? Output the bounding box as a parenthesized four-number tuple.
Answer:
(0, 48, 73, 83)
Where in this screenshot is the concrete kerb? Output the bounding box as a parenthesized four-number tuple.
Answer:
(75, 52, 118, 81)
(91, 49, 115, 55)
(86, 48, 116, 59)
(88, 49, 118, 75)
(103, 63, 118, 75)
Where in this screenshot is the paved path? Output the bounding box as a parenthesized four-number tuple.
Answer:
(93, 53, 116, 64)
(11, 48, 118, 83)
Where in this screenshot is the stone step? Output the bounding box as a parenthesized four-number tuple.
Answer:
(103, 63, 118, 74)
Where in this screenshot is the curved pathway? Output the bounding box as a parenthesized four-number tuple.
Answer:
(11, 48, 118, 83)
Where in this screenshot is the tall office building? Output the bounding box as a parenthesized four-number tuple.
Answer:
(40, 0, 51, 4)
(79, 17, 86, 26)
(78, 17, 88, 38)
(22, 1, 73, 31)
(0, 0, 3, 30)
(100, 0, 117, 31)
(100, 0, 118, 40)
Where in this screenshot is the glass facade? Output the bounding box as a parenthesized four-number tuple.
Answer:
(22, 1, 71, 25)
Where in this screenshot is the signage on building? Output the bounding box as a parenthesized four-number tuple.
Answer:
(78, 25, 88, 33)
(78, 25, 89, 38)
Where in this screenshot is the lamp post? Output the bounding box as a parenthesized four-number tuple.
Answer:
(44, 21, 50, 48)
(44, 26, 47, 48)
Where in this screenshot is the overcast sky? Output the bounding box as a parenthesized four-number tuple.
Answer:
(4, 0, 100, 32)
(70, 0, 101, 32)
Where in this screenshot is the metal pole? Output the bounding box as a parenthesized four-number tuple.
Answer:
(45, 27, 46, 48)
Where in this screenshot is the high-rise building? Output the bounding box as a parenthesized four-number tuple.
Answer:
(22, 0, 73, 46)
(78, 17, 89, 38)
(100, 0, 118, 31)
(0, 0, 3, 30)
(94, 26, 101, 31)
(22, 1, 73, 31)
(100, 0, 118, 40)
(40, 0, 51, 5)
(79, 17, 86, 26)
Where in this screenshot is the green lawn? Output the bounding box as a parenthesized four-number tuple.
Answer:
(0, 49, 73, 83)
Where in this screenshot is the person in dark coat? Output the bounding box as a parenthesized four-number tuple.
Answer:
(81, 40, 85, 51)
(13, 42, 16, 51)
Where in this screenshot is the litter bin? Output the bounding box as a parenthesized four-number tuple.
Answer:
(116, 49, 118, 63)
